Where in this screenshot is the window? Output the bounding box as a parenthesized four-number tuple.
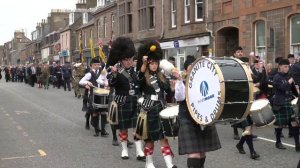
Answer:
(69, 13, 74, 25)
(185, 0, 190, 23)
(103, 17, 107, 37)
(97, 19, 101, 38)
(290, 14, 300, 56)
(255, 20, 266, 61)
(83, 12, 88, 24)
(84, 31, 87, 47)
(97, 0, 104, 6)
(111, 14, 115, 31)
(127, 2, 133, 33)
(119, 3, 126, 34)
(139, 0, 147, 30)
(66, 34, 68, 47)
(139, 0, 156, 30)
(195, 0, 203, 22)
(171, 0, 177, 28)
(149, 1, 155, 29)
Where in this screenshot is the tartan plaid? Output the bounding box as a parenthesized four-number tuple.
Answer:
(273, 98, 294, 126)
(115, 96, 138, 130)
(144, 101, 165, 141)
(178, 118, 221, 155)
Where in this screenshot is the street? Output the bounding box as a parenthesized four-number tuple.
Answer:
(0, 78, 299, 168)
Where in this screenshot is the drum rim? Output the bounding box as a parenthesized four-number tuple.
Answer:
(93, 88, 110, 95)
(250, 98, 270, 111)
(185, 57, 225, 125)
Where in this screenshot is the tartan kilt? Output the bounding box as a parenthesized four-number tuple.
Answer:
(115, 96, 138, 130)
(178, 118, 221, 155)
(273, 99, 294, 126)
(144, 101, 165, 141)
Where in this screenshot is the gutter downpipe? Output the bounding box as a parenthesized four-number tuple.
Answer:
(205, 0, 215, 58)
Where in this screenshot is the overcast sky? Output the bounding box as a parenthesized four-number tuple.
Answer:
(0, 0, 76, 44)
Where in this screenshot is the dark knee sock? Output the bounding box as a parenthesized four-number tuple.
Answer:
(245, 135, 255, 154)
(92, 115, 100, 132)
(85, 113, 90, 125)
(100, 114, 106, 131)
(187, 157, 206, 168)
(238, 135, 246, 146)
(233, 127, 238, 135)
(293, 127, 300, 146)
(289, 123, 293, 135)
(111, 125, 117, 140)
(275, 128, 283, 143)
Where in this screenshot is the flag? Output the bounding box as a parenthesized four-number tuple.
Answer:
(89, 37, 96, 59)
(98, 38, 106, 63)
(79, 30, 84, 63)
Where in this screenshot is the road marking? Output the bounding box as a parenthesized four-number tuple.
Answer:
(29, 139, 36, 145)
(258, 136, 295, 148)
(38, 149, 47, 156)
(22, 132, 28, 137)
(15, 110, 30, 115)
(1, 149, 47, 160)
(16, 125, 23, 131)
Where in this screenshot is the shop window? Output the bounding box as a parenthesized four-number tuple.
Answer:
(255, 20, 266, 61)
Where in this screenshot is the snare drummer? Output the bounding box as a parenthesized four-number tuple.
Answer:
(272, 59, 300, 151)
(174, 56, 221, 168)
(106, 37, 145, 161)
(79, 58, 109, 137)
(137, 41, 177, 168)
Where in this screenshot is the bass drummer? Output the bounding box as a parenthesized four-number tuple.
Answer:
(174, 55, 221, 168)
(79, 57, 109, 137)
(231, 48, 260, 160)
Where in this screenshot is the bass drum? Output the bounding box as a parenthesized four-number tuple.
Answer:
(186, 57, 254, 125)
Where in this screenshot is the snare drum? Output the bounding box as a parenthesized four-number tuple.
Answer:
(159, 105, 179, 137)
(92, 88, 109, 109)
(249, 99, 275, 127)
(186, 57, 254, 125)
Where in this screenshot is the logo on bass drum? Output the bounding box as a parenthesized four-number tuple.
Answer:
(200, 81, 209, 97)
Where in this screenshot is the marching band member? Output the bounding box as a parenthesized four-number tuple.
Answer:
(174, 56, 221, 168)
(137, 41, 177, 168)
(272, 59, 299, 151)
(79, 58, 109, 137)
(106, 37, 145, 161)
(234, 56, 260, 160)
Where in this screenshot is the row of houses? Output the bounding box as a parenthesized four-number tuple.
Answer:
(0, 0, 300, 71)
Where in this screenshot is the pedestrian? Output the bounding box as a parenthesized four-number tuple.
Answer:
(62, 61, 72, 91)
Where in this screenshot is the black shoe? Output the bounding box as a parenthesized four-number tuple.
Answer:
(112, 139, 119, 146)
(101, 130, 109, 137)
(172, 166, 177, 168)
(121, 156, 129, 160)
(94, 132, 99, 137)
(236, 144, 246, 154)
(233, 134, 240, 140)
(250, 152, 260, 160)
(136, 155, 146, 161)
(82, 105, 88, 111)
(275, 142, 286, 149)
(296, 145, 300, 152)
(252, 135, 258, 139)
